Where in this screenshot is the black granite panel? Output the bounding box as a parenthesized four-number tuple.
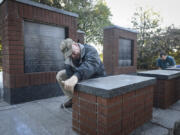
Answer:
(137, 70, 180, 80)
(24, 21, 65, 73)
(75, 74, 156, 98)
(3, 83, 63, 104)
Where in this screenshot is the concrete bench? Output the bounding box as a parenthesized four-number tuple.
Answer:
(72, 74, 156, 135)
(138, 70, 180, 109)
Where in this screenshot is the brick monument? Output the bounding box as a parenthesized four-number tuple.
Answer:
(72, 75, 156, 135)
(103, 25, 138, 75)
(0, 0, 79, 104)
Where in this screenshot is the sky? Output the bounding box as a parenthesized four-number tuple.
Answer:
(105, 0, 180, 28)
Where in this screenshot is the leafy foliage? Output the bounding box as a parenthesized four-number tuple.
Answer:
(32, 0, 112, 45)
(131, 7, 180, 69)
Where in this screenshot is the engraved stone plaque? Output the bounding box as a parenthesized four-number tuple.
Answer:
(118, 38, 132, 66)
(24, 21, 65, 73)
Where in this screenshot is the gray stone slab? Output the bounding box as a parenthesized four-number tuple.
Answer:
(15, 0, 78, 17)
(151, 108, 180, 129)
(137, 70, 180, 80)
(165, 67, 180, 71)
(76, 74, 156, 98)
(130, 122, 169, 135)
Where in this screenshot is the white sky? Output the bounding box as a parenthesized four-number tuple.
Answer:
(105, 0, 180, 28)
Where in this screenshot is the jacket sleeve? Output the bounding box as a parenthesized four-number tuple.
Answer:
(74, 48, 101, 81)
(156, 58, 160, 67)
(170, 57, 176, 66)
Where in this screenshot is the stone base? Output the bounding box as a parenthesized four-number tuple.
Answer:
(3, 83, 63, 104)
(72, 85, 154, 135)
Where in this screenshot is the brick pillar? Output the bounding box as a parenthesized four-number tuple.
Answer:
(72, 75, 155, 135)
(138, 70, 180, 109)
(77, 30, 85, 44)
(0, 0, 79, 104)
(103, 25, 138, 75)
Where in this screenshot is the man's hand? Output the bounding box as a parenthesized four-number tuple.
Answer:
(62, 75, 78, 93)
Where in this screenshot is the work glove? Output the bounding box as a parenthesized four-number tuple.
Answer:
(62, 75, 78, 94)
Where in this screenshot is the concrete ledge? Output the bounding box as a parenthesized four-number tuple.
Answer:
(137, 70, 180, 80)
(75, 74, 156, 98)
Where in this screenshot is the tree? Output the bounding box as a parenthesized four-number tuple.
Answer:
(131, 7, 162, 69)
(32, 0, 112, 46)
(131, 7, 180, 69)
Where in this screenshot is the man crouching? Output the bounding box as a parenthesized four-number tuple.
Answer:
(56, 38, 106, 108)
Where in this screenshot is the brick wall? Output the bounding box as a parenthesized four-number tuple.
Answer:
(154, 79, 177, 109)
(103, 26, 137, 75)
(72, 85, 154, 135)
(0, 0, 78, 104)
(176, 77, 180, 100)
(77, 30, 85, 44)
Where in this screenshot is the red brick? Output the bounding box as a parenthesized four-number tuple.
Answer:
(72, 119, 79, 130)
(72, 104, 79, 112)
(97, 95, 122, 106)
(79, 92, 97, 103)
(72, 111, 79, 121)
(79, 99, 97, 112)
(72, 96, 79, 105)
(80, 107, 96, 120)
(98, 102, 122, 116)
(80, 124, 97, 135)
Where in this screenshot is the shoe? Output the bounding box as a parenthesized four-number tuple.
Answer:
(61, 99, 72, 108)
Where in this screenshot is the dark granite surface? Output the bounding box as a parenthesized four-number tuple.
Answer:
(3, 83, 63, 104)
(75, 74, 156, 98)
(137, 70, 180, 80)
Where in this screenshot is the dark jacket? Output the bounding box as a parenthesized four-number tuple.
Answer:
(65, 44, 106, 81)
(156, 56, 176, 69)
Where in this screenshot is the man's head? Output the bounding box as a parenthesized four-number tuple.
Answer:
(60, 38, 80, 60)
(160, 52, 167, 60)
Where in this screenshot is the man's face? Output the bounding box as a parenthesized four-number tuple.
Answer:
(71, 43, 80, 60)
(161, 55, 167, 60)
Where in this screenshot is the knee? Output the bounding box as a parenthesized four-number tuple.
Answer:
(56, 69, 66, 81)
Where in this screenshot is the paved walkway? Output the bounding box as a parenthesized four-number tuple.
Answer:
(0, 96, 78, 135)
(0, 96, 180, 135)
(0, 70, 180, 135)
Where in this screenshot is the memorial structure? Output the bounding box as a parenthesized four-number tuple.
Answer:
(0, 0, 79, 104)
(72, 74, 156, 135)
(138, 70, 180, 108)
(103, 25, 138, 75)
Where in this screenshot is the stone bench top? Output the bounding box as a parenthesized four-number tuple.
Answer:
(165, 67, 180, 71)
(75, 74, 156, 98)
(137, 70, 180, 80)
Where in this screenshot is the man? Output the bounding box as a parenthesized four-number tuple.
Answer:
(156, 52, 176, 69)
(56, 38, 106, 108)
